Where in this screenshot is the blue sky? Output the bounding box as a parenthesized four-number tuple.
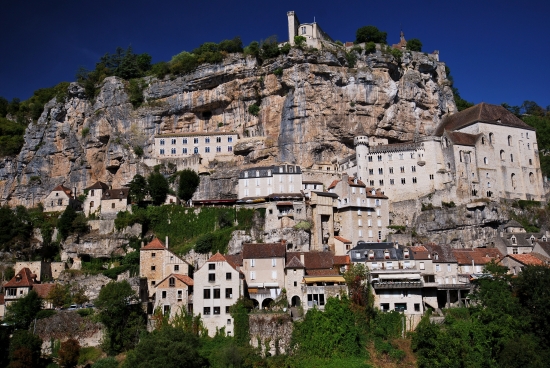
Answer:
(1, 0, 549, 108)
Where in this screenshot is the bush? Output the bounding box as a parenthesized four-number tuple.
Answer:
(133, 145, 144, 157)
(273, 68, 283, 76)
(91, 357, 119, 368)
(356, 25, 387, 44)
(248, 103, 260, 116)
(128, 78, 146, 108)
(36, 309, 57, 319)
(58, 338, 80, 368)
(345, 52, 357, 68)
(442, 201, 456, 208)
(294, 36, 306, 47)
(81, 127, 90, 137)
(78, 346, 102, 366)
(406, 38, 423, 52)
(365, 41, 376, 54)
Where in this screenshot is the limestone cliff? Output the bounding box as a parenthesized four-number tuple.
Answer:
(0, 47, 455, 206)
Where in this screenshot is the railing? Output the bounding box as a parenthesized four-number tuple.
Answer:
(372, 280, 423, 289)
(437, 283, 471, 290)
(304, 285, 346, 294)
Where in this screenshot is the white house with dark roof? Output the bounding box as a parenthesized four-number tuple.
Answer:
(154, 132, 238, 161)
(83, 181, 109, 216)
(193, 252, 243, 336)
(43, 185, 77, 212)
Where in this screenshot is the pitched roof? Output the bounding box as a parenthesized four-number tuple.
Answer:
(422, 244, 457, 263)
(208, 252, 228, 262)
(52, 185, 72, 196)
(243, 243, 286, 259)
(4, 268, 36, 288)
(365, 187, 389, 199)
(347, 176, 366, 187)
(155, 273, 194, 287)
(435, 103, 535, 136)
(32, 283, 56, 298)
(445, 131, 480, 146)
(452, 248, 502, 265)
(535, 241, 550, 256)
(507, 253, 546, 266)
(327, 180, 340, 190)
(85, 181, 110, 191)
(141, 238, 166, 250)
(101, 188, 129, 200)
(224, 254, 243, 268)
(333, 255, 350, 265)
(409, 245, 430, 260)
(306, 268, 339, 276)
(503, 220, 524, 229)
(286, 256, 305, 268)
(334, 236, 352, 244)
(286, 252, 335, 270)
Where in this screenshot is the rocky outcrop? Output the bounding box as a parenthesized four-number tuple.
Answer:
(0, 47, 455, 206)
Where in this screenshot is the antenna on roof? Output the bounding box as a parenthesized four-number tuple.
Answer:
(314, 16, 316, 23)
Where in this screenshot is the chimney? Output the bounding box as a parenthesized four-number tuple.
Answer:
(165, 236, 169, 249)
(300, 253, 305, 265)
(140, 241, 144, 248)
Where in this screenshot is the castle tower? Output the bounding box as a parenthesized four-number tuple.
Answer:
(287, 11, 300, 45)
(354, 123, 369, 182)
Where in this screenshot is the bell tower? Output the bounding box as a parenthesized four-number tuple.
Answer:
(354, 123, 369, 182)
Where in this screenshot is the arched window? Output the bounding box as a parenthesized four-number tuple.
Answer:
(483, 157, 488, 165)
(500, 150, 505, 160)
(481, 136, 485, 144)
(511, 173, 517, 188)
(508, 135, 512, 146)
(447, 163, 451, 170)
(459, 151, 463, 163)
(529, 172, 534, 184)
(489, 133, 494, 144)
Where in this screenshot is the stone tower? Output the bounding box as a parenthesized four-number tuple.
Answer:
(287, 11, 300, 45)
(354, 123, 369, 182)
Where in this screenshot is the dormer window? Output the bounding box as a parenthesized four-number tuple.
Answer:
(368, 251, 375, 260)
(530, 235, 535, 244)
(511, 236, 517, 244)
(433, 252, 439, 261)
(256, 170, 259, 177)
(404, 249, 410, 259)
(384, 250, 390, 259)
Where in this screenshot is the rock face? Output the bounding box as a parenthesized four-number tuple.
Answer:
(0, 48, 455, 206)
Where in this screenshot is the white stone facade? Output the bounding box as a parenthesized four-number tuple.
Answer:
(154, 132, 237, 161)
(238, 164, 302, 199)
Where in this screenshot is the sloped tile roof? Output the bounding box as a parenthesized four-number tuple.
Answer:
(4, 268, 36, 288)
(242, 243, 286, 259)
(435, 103, 534, 136)
(535, 241, 550, 256)
(334, 236, 352, 243)
(155, 273, 194, 288)
(286, 252, 334, 270)
(101, 188, 129, 200)
(365, 187, 389, 199)
(446, 131, 481, 146)
(208, 252, 228, 262)
(306, 269, 339, 276)
(422, 244, 457, 263)
(333, 255, 350, 265)
(224, 254, 243, 268)
(85, 181, 110, 191)
(347, 176, 366, 187)
(285, 256, 305, 269)
(141, 238, 166, 250)
(32, 283, 56, 298)
(327, 180, 340, 190)
(52, 185, 72, 196)
(508, 253, 546, 266)
(452, 248, 502, 265)
(410, 245, 430, 260)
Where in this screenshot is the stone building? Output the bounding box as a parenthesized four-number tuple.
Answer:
(193, 252, 243, 337)
(43, 185, 77, 213)
(238, 164, 302, 199)
(328, 174, 390, 245)
(100, 188, 130, 215)
(287, 11, 334, 49)
(490, 220, 547, 256)
(340, 103, 545, 207)
(452, 248, 503, 275)
(83, 181, 109, 217)
(309, 191, 337, 251)
(498, 253, 548, 275)
(139, 238, 190, 297)
(3, 268, 55, 309)
(242, 243, 286, 308)
(153, 274, 194, 318)
(154, 132, 237, 162)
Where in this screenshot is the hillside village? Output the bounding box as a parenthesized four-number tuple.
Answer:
(1, 10, 550, 367)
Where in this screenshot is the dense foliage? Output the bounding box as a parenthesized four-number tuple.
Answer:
(177, 169, 200, 202)
(356, 25, 387, 44)
(95, 280, 146, 354)
(4, 290, 43, 330)
(413, 264, 550, 367)
(406, 38, 422, 52)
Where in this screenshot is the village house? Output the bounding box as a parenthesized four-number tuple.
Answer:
(329, 174, 390, 245)
(100, 187, 130, 215)
(309, 191, 338, 251)
(139, 238, 191, 298)
(350, 242, 424, 325)
(498, 253, 549, 275)
(83, 181, 109, 216)
(238, 164, 303, 199)
(451, 248, 503, 275)
(2, 268, 56, 313)
(193, 252, 243, 337)
(490, 220, 547, 255)
(242, 242, 286, 309)
(287, 11, 334, 49)
(153, 132, 238, 162)
(153, 273, 194, 317)
(43, 185, 78, 212)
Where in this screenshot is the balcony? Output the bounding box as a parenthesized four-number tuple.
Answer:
(372, 280, 423, 289)
(436, 282, 471, 290)
(278, 210, 294, 218)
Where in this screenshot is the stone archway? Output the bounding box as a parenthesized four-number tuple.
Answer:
(291, 295, 301, 307)
(261, 298, 273, 309)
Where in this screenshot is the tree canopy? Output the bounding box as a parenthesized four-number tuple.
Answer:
(4, 290, 43, 329)
(177, 169, 200, 203)
(406, 38, 422, 52)
(128, 174, 148, 205)
(147, 171, 170, 206)
(356, 25, 387, 44)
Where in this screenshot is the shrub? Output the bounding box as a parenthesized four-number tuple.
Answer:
(248, 103, 260, 116)
(294, 36, 306, 47)
(406, 38, 423, 52)
(345, 52, 357, 68)
(365, 41, 376, 54)
(81, 127, 90, 137)
(273, 68, 283, 76)
(76, 308, 94, 317)
(128, 78, 146, 108)
(133, 145, 144, 157)
(442, 201, 456, 208)
(91, 357, 119, 368)
(36, 309, 57, 319)
(79, 347, 102, 366)
(390, 48, 403, 61)
(58, 338, 80, 368)
(356, 25, 387, 44)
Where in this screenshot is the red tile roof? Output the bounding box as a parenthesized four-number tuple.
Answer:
(33, 283, 56, 298)
(365, 187, 389, 199)
(306, 269, 339, 276)
(435, 103, 534, 136)
(452, 248, 502, 265)
(52, 185, 72, 196)
(333, 255, 350, 265)
(327, 180, 340, 190)
(508, 253, 546, 266)
(224, 254, 243, 268)
(347, 176, 366, 187)
(208, 252, 228, 263)
(4, 268, 36, 288)
(243, 243, 286, 259)
(142, 238, 166, 250)
(334, 236, 352, 244)
(85, 181, 110, 191)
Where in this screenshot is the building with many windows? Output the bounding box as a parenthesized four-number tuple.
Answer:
(154, 132, 238, 161)
(238, 164, 302, 199)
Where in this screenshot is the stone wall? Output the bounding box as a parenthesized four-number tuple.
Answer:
(249, 313, 293, 356)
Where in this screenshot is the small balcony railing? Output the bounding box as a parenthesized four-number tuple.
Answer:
(372, 280, 423, 289)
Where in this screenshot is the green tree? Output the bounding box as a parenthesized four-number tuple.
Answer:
(356, 25, 387, 44)
(47, 283, 71, 308)
(122, 325, 206, 368)
(406, 38, 422, 52)
(58, 205, 78, 240)
(8, 330, 42, 367)
(92, 357, 119, 368)
(58, 338, 81, 368)
(95, 280, 145, 354)
(147, 171, 169, 206)
(4, 290, 43, 329)
(129, 174, 148, 205)
(230, 297, 252, 347)
(294, 36, 306, 47)
(177, 169, 200, 203)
